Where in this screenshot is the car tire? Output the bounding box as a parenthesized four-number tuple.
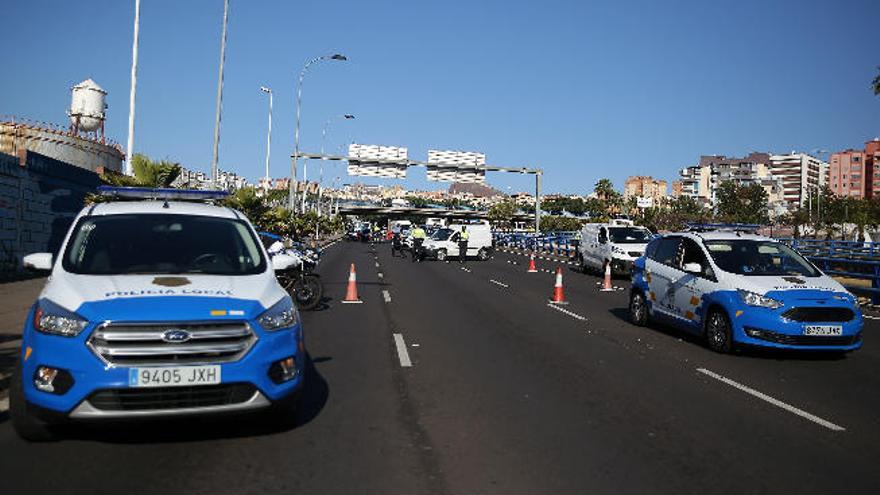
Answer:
(477, 248, 489, 261)
(436, 249, 447, 262)
(705, 308, 733, 353)
(9, 360, 56, 442)
(630, 291, 649, 327)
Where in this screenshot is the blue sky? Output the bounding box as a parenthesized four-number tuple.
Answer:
(3, 0, 879, 194)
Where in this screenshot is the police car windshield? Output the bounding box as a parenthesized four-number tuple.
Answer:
(608, 227, 652, 244)
(62, 214, 266, 275)
(704, 240, 819, 277)
(432, 228, 454, 241)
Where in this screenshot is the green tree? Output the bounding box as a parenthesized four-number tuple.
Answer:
(715, 182, 768, 224)
(224, 187, 270, 227)
(873, 66, 880, 96)
(488, 200, 517, 228)
(101, 154, 181, 187)
(594, 178, 616, 201)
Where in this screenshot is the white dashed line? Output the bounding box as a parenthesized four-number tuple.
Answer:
(382, 290, 391, 303)
(490, 279, 509, 288)
(393, 333, 413, 367)
(696, 368, 845, 432)
(375, 262, 380, 268)
(546, 303, 588, 321)
(0, 396, 8, 414)
(378, 272, 384, 279)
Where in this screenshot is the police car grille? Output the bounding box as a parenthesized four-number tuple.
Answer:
(628, 252, 642, 258)
(781, 307, 855, 323)
(89, 322, 256, 366)
(87, 383, 257, 411)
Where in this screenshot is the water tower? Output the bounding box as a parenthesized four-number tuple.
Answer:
(68, 78, 107, 142)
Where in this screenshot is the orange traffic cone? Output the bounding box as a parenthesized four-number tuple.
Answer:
(549, 267, 568, 304)
(527, 253, 538, 273)
(599, 260, 614, 292)
(342, 263, 363, 304)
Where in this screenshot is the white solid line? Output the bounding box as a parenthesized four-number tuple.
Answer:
(546, 303, 587, 321)
(393, 333, 413, 367)
(490, 279, 509, 288)
(0, 396, 8, 414)
(382, 290, 391, 303)
(696, 368, 845, 432)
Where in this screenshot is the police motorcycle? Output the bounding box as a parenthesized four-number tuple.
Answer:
(260, 232, 324, 310)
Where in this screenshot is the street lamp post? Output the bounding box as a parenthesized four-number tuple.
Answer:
(259, 86, 273, 188)
(318, 114, 355, 214)
(124, 0, 141, 176)
(290, 53, 347, 212)
(211, 0, 230, 189)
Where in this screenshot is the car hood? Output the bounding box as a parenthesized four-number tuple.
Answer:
(42, 272, 283, 313)
(732, 274, 846, 297)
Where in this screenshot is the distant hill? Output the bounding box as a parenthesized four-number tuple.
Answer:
(448, 182, 503, 198)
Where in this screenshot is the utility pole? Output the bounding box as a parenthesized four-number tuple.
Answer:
(211, 0, 230, 188)
(124, 0, 141, 176)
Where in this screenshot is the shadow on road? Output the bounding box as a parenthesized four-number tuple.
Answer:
(607, 307, 851, 361)
(58, 353, 330, 444)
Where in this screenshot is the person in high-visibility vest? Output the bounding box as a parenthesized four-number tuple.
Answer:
(458, 226, 470, 264)
(572, 229, 582, 261)
(411, 225, 427, 262)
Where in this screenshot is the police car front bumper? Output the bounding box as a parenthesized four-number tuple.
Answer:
(727, 301, 863, 351)
(20, 307, 306, 420)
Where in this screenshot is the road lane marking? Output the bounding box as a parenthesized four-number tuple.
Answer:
(490, 279, 509, 288)
(393, 334, 413, 367)
(460, 267, 471, 273)
(695, 368, 845, 432)
(378, 272, 384, 279)
(382, 290, 391, 303)
(375, 261, 380, 268)
(546, 303, 587, 321)
(0, 396, 8, 414)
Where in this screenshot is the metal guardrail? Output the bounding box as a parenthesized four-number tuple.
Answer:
(776, 238, 880, 304)
(492, 231, 579, 258)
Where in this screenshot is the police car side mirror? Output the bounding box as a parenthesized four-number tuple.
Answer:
(272, 254, 299, 272)
(23, 252, 53, 272)
(682, 262, 702, 274)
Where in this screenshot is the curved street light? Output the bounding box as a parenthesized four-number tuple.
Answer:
(290, 53, 347, 211)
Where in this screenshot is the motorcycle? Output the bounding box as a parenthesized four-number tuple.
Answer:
(260, 232, 324, 311)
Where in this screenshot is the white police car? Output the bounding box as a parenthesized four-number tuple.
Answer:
(629, 227, 863, 353)
(10, 187, 306, 441)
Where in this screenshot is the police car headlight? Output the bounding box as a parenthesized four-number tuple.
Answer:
(738, 290, 783, 310)
(258, 297, 299, 331)
(33, 299, 89, 337)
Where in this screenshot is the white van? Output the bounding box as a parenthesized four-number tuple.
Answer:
(579, 219, 653, 275)
(424, 221, 493, 261)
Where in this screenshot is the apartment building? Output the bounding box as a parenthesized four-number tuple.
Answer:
(828, 140, 880, 198)
(623, 176, 668, 201)
(768, 153, 828, 207)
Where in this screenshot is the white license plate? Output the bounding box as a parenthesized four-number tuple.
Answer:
(803, 325, 843, 336)
(129, 365, 221, 388)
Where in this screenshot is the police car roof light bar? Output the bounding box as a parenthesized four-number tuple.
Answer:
(97, 186, 230, 202)
(684, 222, 760, 233)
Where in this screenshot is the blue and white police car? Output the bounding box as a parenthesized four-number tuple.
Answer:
(10, 187, 306, 441)
(629, 227, 863, 353)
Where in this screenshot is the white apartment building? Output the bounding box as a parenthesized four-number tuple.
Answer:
(768, 153, 828, 207)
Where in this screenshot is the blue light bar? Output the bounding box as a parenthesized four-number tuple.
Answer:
(97, 186, 230, 201)
(685, 222, 760, 232)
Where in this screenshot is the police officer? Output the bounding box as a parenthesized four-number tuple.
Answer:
(458, 226, 469, 264)
(391, 230, 403, 257)
(411, 225, 427, 262)
(572, 229, 582, 261)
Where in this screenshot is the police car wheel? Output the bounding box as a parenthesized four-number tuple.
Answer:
(9, 361, 56, 442)
(705, 309, 733, 353)
(629, 291, 649, 327)
(436, 249, 447, 261)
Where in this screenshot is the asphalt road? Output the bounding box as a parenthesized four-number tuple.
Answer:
(1, 240, 879, 494)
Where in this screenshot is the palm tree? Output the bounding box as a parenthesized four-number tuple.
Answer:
(101, 154, 182, 188)
(593, 178, 616, 200)
(874, 66, 880, 96)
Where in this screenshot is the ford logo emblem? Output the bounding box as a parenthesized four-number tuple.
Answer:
(162, 329, 192, 343)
